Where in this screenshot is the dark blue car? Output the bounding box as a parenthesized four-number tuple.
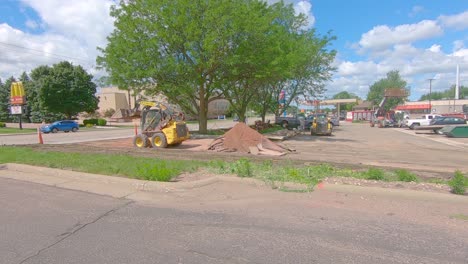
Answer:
(40, 120, 79, 133)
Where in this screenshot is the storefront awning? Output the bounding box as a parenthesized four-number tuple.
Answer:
(395, 104, 430, 110)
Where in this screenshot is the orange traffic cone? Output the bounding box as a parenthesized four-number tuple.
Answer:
(134, 123, 138, 135)
(37, 127, 44, 144)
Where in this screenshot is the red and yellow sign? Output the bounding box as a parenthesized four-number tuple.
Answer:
(10, 82, 26, 105)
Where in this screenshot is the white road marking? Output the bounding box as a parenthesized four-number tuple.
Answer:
(395, 128, 468, 148)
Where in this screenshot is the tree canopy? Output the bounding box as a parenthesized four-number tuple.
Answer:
(367, 70, 408, 111)
(98, 0, 336, 131)
(419, 85, 468, 100)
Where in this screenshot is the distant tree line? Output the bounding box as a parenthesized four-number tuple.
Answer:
(0, 61, 98, 123)
(419, 85, 468, 101)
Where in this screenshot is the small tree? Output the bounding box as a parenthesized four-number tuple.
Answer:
(367, 70, 408, 110)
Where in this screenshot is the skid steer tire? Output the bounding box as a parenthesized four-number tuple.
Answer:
(133, 134, 148, 148)
(151, 133, 168, 148)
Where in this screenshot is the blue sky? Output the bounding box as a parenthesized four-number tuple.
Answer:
(0, 0, 467, 101)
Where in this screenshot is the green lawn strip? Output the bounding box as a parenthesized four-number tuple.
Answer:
(0, 128, 37, 134)
(0, 147, 456, 189)
(0, 147, 204, 182)
(450, 214, 468, 221)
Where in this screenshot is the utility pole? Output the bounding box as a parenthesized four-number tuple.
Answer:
(427, 78, 435, 113)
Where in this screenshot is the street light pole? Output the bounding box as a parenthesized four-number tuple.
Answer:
(427, 78, 435, 113)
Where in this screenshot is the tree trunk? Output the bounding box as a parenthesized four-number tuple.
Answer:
(198, 84, 208, 134)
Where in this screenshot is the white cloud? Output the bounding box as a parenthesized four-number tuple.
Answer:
(438, 11, 468, 30)
(358, 20, 443, 51)
(453, 40, 464, 52)
(294, 1, 315, 27)
(0, 0, 115, 80)
(409, 5, 424, 17)
(25, 19, 39, 29)
(427, 44, 441, 53)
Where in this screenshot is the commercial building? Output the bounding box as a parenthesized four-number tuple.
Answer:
(395, 99, 468, 115)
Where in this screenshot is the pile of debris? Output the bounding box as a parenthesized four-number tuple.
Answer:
(208, 122, 293, 156)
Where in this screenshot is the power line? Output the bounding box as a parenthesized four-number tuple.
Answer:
(0, 41, 95, 65)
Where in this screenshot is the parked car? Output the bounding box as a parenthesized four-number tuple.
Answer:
(429, 116, 466, 126)
(40, 120, 79, 133)
(405, 114, 441, 129)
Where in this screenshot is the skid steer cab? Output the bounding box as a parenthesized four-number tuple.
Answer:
(310, 114, 333, 136)
(132, 101, 190, 148)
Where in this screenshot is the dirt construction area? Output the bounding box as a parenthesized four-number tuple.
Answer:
(30, 122, 468, 179)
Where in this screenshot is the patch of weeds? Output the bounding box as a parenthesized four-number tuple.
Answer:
(427, 178, 448, 185)
(395, 169, 419, 182)
(278, 187, 311, 193)
(448, 171, 467, 195)
(450, 214, 468, 221)
(335, 168, 367, 179)
(208, 159, 228, 173)
(232, 158, 253, 177)
(365, 168, 386, 181)
(306, 164, 335, 178)
(136, 162, 177, 182)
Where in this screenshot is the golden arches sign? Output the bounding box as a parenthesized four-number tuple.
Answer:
(10, 82, 26, 105)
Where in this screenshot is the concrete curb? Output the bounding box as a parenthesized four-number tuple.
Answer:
(1, 163, 466, 204)
(0, 163, 267, 199)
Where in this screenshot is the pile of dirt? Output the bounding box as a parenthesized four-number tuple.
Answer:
(208, 122, 292, 156)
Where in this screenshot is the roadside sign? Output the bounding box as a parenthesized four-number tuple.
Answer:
(10, 105, 23, 115)
(10, 82, 26, 105)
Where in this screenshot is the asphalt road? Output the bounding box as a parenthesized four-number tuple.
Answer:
(0, 119, 240, 146)
(1, 177, 467, 264)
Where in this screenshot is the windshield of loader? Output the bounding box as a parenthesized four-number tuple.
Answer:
(143, 110, 162, 131)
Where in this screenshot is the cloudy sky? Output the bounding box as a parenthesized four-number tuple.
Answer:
(0, 0, 467, 100)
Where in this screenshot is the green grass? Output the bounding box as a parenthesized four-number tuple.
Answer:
(0, 147, 462, 194)
(258, 126, 284, 134)
(450, 214, 468, 221)
(448, 171, 467, 195)
(394, 169, 419, 182)
(0, 147, 203, 182)
(0, 127, 37, 134)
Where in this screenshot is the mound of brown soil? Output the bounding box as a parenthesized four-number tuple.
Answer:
(208, 122, 290, 156)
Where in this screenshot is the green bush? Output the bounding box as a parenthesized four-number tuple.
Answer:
(136, 162, 176, 182)
(0, 122, 5, 128)
(85, 124, 94, 128)
(448, 171, 467, 195)
(83, 119, 99, 126)
(232, 158, 252, 177)
(97, 119, 107, 126)
(395, 169, 419, 182)
(365, 168, 385, 181)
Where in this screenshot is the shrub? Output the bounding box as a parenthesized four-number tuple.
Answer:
(136, 162, 176, 182)
(395, 169, 419, 182)
(0, 122, 5, 128)
(85, 124, 94, 128)
(97, 118, 107, 126)
(448, 171, 467, 195)
(83, 119, 99, 126)
(365, 168, 385, 181)
(232, 158, 252, 177)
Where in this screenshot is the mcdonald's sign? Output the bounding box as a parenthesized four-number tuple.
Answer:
(10, 82, 26, 105)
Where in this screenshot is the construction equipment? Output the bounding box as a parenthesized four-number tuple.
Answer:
(370, 89, 408, 128)
(310, 115, 333, 136)
(131, 100, 190, 148)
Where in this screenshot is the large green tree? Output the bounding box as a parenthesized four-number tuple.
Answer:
(34, 61, 98, 119)
(97, 0, 335, 132)
(367, 70, 408, 111)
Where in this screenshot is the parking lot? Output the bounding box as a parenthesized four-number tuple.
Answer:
(20, 121, 467, 179)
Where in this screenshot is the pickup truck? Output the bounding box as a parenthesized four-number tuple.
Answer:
(405, 114, 441, 129)
(275, 114, 339, 129)
(274, 115, 301, 128)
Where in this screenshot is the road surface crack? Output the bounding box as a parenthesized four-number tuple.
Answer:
(18, 200, 133, 264)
